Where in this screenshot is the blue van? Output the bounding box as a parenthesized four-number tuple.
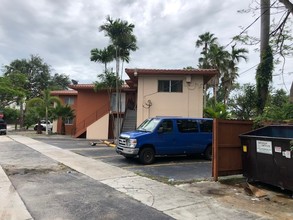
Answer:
(116, 117, 213, 164)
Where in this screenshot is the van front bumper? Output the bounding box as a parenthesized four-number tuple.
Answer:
(116, 145, 139, 156)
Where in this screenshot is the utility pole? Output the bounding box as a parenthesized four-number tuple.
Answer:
(256, 0, 272, 115)
(260, 0, 270, 59)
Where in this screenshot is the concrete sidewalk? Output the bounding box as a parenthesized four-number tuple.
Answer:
(0, 135, 264, 220)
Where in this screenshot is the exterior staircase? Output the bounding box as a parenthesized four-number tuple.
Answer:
(74, 104, 109, 138)
(121, 109, 137, 133)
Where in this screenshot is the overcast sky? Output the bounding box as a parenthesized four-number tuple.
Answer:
(0, 0, 292, 91)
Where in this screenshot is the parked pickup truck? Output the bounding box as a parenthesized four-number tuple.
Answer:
(0, 119, 7, 135)
(116, 117, 213, 164)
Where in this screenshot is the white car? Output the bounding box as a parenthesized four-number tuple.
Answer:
(34, 120, 53, 131)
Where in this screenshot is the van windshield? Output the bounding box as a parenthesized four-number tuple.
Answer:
(137, 118, 160, 132)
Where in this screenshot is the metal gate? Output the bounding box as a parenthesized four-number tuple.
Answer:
(212, 119, 253, 181)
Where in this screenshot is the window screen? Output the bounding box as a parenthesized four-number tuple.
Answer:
(158, 80, 183, 92)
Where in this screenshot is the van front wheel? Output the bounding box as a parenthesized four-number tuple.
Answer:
(139, 147, 155, 165)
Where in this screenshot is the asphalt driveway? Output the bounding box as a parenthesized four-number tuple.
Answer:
(34, 137, 212, 182)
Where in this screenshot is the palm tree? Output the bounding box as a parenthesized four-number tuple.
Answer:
(99, 16, 138, 140)
(26, 89, 61, 134)
(196, 32, 218, 68)
(221, 45, 248, 104)
(99, 15, 138, 76)
(94, 70, 123, 138)
(196, 32, 218, 107)
(205, 43, 230, 103)
(53, 104, 75, 135)
(90, 45, 115, 71)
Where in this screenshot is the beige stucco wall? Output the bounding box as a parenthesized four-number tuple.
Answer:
(86, 113, 109, 139)
(137, 75, 204, 126)
(52, 120, 58, 133)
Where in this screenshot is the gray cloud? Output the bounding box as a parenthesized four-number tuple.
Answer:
(0, 0, 292, 90)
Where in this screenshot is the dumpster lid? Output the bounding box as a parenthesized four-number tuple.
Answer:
(239, 125, 293, 139)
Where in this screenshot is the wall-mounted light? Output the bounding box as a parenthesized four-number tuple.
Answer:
(134, 68, 138, 77)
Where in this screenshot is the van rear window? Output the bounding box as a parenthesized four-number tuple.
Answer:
(176, 119, 198, 133)
(199, 120, 213, 132)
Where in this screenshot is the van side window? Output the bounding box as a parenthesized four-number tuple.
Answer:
(158, 119, 173, 132)
(199, 120, 213, 132)
(177, 119, 198, 133)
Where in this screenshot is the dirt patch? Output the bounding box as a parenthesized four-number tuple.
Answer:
(3, 163, 72, 176)
(177, 176, 293, 220)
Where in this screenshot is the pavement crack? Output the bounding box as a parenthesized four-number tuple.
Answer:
(163, 202, 200, 212)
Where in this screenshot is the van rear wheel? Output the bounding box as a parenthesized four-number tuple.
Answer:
(139, 147, 155, 165)
(204, 145, 212, 160)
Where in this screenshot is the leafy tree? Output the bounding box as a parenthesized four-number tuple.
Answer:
(228, 84, 258, 119)
(204, 102, 229, 119)
(3, 55, 70, 98)
(3, 55, 52, 99)
(183, 66, 195, 70)
(261, 88, 293, 120)
(49, 73, 71, 90)
(2, 107, 19, 124)
(26, 89, 61, 134)
(0, 75, 26, 107)
(24, 108, 39, 129)
(52, 103, 75, 135)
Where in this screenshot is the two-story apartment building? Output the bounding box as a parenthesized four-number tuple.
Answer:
(51, 68, 217, 139)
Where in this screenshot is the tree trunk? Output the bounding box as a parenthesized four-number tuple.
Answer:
(37, 120, 42, 134)
(290, 81, 293, 103)
(19, 101, 24, 130)
(61, 121, 66, 135)
(45, 106, 49, 135)
(115, 48, 120, 143)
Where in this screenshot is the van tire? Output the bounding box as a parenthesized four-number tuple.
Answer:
(204, 145, 212, 160)
(139, 147, 155, 165)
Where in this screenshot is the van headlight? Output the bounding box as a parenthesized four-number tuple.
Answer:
(127, 139, 137, 148)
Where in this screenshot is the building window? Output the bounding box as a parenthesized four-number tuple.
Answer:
(65, 118, 73, 125)
(111, 93, 126, 112)
(158, 80, 183, 92)
(64, 97, 75, 105)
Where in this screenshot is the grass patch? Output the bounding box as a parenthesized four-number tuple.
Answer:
(134, 171, 211, 185)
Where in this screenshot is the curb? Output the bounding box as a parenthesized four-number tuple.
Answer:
(102, 140, 116, 148)
(0, 166, 33, 220)
(90, 140, 116, 148)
